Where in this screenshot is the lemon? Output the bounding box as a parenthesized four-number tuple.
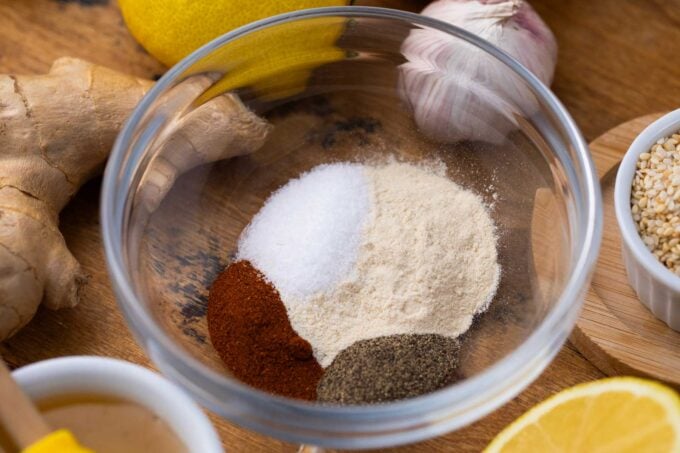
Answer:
(485, 377, 680, 453)
(193, 15, 347, 101)
(119, 0, 350, 99)
(118, 0, 350, 67)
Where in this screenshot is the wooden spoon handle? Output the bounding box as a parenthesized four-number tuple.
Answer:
(0, 360, 51, 449)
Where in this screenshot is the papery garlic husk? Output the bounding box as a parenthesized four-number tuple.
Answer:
(400, 0, 558, 144)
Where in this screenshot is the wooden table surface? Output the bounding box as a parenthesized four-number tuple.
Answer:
(1, 0, 679, 451)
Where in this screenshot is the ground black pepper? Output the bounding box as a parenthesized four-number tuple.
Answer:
(317, 334, 461, 404)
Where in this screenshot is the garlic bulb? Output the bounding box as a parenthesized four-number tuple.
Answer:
(400, 0, 557, 143)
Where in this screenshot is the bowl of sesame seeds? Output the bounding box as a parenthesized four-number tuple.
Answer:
(615, 108, 680, 331)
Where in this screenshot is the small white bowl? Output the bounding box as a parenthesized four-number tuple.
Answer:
(614, 108, 680, 331)
(12, 356, 223, 453)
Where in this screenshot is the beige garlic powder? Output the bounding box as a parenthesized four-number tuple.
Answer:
(286, 161, 500, 367)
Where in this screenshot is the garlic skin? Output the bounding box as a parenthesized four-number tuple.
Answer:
(400, 0, 558, 143)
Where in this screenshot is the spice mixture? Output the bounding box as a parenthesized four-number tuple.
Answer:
(208, 160, 499, 403)
(631, 131, 680, 273)
(317, 334, 461, 404)
(207, 260, 323, 400)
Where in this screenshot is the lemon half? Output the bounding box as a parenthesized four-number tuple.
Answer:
(485, 377, 680, 453)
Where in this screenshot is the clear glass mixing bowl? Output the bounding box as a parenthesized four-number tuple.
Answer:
(101, 7, 602, 449)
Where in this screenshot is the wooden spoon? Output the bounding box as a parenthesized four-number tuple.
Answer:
(0, 359, 92, 453)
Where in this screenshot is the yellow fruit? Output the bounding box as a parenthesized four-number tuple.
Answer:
(485, 377, 680, 453)
(194, 15, 347, 101)
(118, 0, 349, 66)
(119, 0, 350, 99)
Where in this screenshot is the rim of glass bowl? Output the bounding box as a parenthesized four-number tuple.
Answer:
(101, 6, 602, 446)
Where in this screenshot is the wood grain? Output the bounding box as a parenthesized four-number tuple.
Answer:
(571, 113, 680, 388)
(0, 0, 678, 451)
(530, 0, 680, 141)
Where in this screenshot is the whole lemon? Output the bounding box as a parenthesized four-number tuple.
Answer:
(118, 0, 350, 67)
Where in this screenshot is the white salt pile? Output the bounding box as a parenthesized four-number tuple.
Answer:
(237, 163, 370, 300)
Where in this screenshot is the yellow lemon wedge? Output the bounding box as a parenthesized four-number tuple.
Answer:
(485, 377, 680, 453)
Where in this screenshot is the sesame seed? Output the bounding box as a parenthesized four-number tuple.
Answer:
(632, 131, 680, 273)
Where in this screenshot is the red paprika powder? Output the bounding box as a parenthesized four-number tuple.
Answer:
(207, 260, 323, 400)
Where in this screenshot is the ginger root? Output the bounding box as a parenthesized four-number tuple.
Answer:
(135, 74, 272, 213)
(0, 58, 271, 340)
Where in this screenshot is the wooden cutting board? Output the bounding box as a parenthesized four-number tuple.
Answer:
(1, 1, 679, 452)
(571, 113, 680, 389)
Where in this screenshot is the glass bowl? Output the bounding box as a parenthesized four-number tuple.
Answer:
(101, 6, 602, 449)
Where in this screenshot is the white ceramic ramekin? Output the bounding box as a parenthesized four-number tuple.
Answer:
(614, 108, 680, 331)
(12, 356, 224, 453)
